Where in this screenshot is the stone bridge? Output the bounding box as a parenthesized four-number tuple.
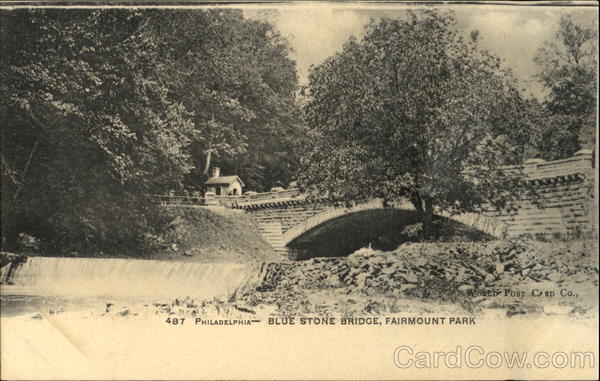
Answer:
(205, 151, 595, 257)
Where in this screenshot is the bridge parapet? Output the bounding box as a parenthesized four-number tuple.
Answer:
(206, 188, 305, 209)
(499, 149, 594, 179)
(157, 151, 595, 209)
(210, 151, 594, 208)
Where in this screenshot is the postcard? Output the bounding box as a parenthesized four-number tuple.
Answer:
(1, 2, 598, 379)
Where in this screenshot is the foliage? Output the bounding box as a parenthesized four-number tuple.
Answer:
(145, 10, 305, 191)
(0, 9, 194, 252)
(297, 10, 533, 237)
(531, 15, 597, 159)
(0, 9, 301, 252)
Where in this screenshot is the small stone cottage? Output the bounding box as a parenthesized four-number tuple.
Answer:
(204, 167, 244, 196)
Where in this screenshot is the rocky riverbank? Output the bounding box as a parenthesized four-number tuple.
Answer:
(224, 239, 598, 318)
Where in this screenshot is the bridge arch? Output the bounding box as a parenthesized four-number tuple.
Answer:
(280, 199, 412, 247)
(279, 199, 509, 259)
(243, 194, 512, 258)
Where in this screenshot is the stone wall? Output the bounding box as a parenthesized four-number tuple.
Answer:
(484, 150, 595, 238)
(249, 204, 325, 234)
(247, 204, 326, 254)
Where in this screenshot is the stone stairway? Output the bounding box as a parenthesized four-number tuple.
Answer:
(257, 222, 288, 256)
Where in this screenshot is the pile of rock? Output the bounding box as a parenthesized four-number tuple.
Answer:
(253, 240, 598, 303)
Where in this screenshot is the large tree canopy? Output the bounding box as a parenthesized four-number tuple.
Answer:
(146, 10, 305, 191)
(0, 9, 302, 252)
(1, 9, 195, 251)
(530, 15, 597, 159)
(297, 10, 533, 237)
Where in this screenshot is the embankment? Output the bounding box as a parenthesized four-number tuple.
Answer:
(3, 206, 283, 264)
(147, 206, 283, 263)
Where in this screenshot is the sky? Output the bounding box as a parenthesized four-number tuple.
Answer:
(242, 3, 597, 99)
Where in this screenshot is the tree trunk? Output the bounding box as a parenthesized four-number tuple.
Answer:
(421, 197, 434, 240)
(202, 149, 213, 176)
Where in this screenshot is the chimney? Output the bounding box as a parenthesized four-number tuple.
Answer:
(211, 167, 220, 178)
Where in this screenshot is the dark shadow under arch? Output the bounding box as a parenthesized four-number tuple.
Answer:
(286, 209, 494, 260)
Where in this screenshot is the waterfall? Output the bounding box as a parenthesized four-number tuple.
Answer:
(1, 257, 261, 299)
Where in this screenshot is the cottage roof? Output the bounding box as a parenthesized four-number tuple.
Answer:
(204, 175, 245, 187)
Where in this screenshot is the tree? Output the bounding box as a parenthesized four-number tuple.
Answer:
(1, 9, 194, 251)
(532, 15, 597, 158)
(145, 10, 304, 191)
(297, 10, 533, 238)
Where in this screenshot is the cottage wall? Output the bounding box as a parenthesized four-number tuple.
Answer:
(205, 181, 243, 196)
(226, 182, 243, 195)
